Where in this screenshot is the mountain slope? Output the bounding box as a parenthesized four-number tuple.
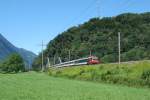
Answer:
(0, 34, 36, 69)
(33, 12, 150, 69)
(0, 34, 17, 59)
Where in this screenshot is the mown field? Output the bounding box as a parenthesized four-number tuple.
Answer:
(48, 60, 150, 87)
(0, 72, 150, 100)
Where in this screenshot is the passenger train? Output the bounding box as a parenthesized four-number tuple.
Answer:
(53, 56, 100, 68)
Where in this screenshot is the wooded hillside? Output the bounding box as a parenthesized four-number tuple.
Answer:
(33, 12, 150, 70)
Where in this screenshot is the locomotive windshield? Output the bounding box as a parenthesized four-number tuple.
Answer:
(92, 57, 98, 60)
(89, 56, 98, 60)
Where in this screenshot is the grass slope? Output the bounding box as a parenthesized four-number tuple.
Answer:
(48, 60, 150, 87)
(0, 72, 150, 100)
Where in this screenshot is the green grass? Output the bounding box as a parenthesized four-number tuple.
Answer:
(48, 60, 150, 87)
(0, 72, 150, 100)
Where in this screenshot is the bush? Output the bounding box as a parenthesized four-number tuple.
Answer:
(141, 70, 150, 80)
(66, 68, 85, 79)
(76, 73, 92, 81)
(141, 70, 150, 87)
(121, 48, 146, 61)
(101, 54, 118, 63)
(0, 53, 25, 73)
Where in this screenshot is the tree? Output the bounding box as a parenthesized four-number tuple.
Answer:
(0, 53, 25, 73)
(33, 12, 150, 67)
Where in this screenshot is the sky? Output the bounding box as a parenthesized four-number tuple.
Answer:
(0, 0, 150, 54)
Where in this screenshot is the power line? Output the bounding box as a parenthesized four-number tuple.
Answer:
(60, 0, 97, 32)
(76, 5, 96, 24)
(70, 0, 97, 23)
(120, 0, 135, 12)
(112, 0, 135, 15)
(76, 0, 105, 24)
(96, 0, 101, 18)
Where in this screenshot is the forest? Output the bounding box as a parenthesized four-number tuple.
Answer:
(33, 12, 150, 70)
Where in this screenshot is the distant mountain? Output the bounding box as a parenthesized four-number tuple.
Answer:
(0, 33, 36, 69)
(33, 12, 150, 69)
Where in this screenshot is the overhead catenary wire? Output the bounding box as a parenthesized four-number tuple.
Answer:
(119, 0, 136, 13)
(59, 0, 136, 33)
(96, 0, 102, 18)
(76, 0, 106, 24)
(125, 0, 136, 11)
(59, 0, 99, 33)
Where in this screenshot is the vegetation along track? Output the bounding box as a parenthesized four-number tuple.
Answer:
(48, 60, 150, 88)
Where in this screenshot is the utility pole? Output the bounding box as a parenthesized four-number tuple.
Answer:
(118, 32, 121, 65)
(59, 57, 62, 64)
(90, 50, 92, 56)
(53, 55, 56, 65)
(69, 50, 71, 61)
(41, 41, 44, 71)
(47, 57, 51, 68)
(27, 55, 31, 71)
(39, 40, 46, 71)
(28, 61, 31, 71)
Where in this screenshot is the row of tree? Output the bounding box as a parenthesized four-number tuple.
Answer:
(0, 54, 25, 73)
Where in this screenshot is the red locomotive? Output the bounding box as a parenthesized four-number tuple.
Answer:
(87, 56, 100, 65)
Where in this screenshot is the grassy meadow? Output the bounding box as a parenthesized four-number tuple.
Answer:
(0, 72, 150, 100)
